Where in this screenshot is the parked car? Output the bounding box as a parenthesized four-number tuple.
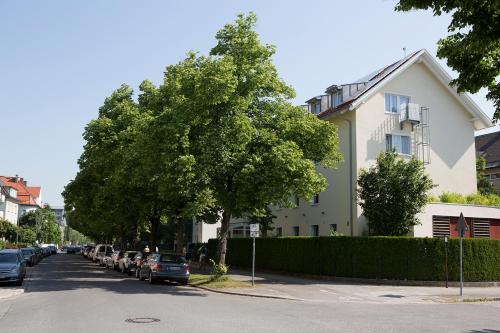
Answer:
(94, 244, 114, 266)
(138, 253, 189, 285)
(105, 250, 123, 270)
(41, 247, 51, 257)
(130, 251, 155, 278)
(87, 247, 96, 260)
(67, 245, 81, 254)
(118, 251, 138, 274)
(48, 245, 57, 255)
(103, 249, 118, 269)
(0, 249, 27, 286)
(32, 247, 43, 263)
(82, 246, 94, 258)
(20, 248, 35, 267)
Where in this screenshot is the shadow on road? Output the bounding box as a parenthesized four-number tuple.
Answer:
(23, 255, 207, 298)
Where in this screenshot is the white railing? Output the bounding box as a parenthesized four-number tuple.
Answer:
(399, 103, 420, 123)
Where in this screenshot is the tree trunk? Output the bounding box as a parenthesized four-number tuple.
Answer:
(175, 217, 185, 254)
(149, 215, 160, 251)
(216, 209, 231, 265)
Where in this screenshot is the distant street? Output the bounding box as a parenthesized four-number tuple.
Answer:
(0, 254, 498, 332)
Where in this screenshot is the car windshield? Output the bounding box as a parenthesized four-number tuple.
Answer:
(159, 255, 186, 264)
(0, 253, 19, 263)
(21, 250, 32, 255)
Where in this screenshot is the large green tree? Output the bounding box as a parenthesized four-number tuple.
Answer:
(189, 13, 342, 264)
(357, 151, 435, 236)
(19, 206, 60, 244)
(396, 0, 500, 121)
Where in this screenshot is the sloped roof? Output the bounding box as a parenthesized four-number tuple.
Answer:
(0, 176, 41, 207)
(316, 49, 492, 130)
(476, 131, 500, 167)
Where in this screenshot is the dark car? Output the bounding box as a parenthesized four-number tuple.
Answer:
(138, 253, 189, 285)
(48, 245, 57, 255)
(0, 249, 27, 286)
(20, 248, 35, 267)
(32, 247, 43, 263)
(66, 246, 81, 254)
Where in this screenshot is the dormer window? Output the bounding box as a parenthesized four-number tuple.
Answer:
(331, 91, 343, 108)
(311, 102, 321, 115)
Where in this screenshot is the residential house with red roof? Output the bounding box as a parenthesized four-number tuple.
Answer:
(0, 176, 42, 218)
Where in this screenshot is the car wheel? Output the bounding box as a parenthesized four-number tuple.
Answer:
(139, 270, 144, 281)
(121, 266, 125, 274)
(127, 269, 131, 276)
(179, 280, 188, 286)
(148, 271, 155, 284)
(15, 278, 23, 286)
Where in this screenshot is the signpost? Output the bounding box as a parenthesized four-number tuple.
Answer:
(444, 235, 448, 288)
(455, 212, 469, 297)
(249, 223, 260, 287)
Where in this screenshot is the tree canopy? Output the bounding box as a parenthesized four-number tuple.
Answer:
(63, 13, 343, 264)
(396, 0, 500, 122)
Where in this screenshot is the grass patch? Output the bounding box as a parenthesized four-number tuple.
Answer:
(189, 274, 253, 289)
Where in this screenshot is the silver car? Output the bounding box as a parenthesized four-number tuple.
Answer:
(0, 249, 27, 286)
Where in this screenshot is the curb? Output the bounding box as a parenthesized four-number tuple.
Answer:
(188, 284, 302, 301)
(228, 268, 500, 288)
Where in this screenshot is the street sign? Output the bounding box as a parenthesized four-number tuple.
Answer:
(455, 212, 469, 237)
(250, 223, 259, 232)
(250, 231, 260, 238)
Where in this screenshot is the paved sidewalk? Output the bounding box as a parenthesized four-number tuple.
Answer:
(195, 268, 500, 304)
(0, 286, 24, 300)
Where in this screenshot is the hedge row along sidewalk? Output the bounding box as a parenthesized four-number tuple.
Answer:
(206, 237, 500, 282)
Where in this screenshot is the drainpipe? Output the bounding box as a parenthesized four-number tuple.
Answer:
(339, 118, 354, 236)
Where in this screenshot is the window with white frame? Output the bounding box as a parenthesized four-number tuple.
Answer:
(385, 93, 410, 113)
(386, 134, 411, 155)
(331, 92, 343, 108)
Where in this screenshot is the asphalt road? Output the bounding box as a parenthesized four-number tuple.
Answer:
(0, 254, 499, 333)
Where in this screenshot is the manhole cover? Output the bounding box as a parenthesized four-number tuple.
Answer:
(125, 318, 161, 324)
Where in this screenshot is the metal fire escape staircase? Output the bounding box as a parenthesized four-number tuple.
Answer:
(400, 103, 430, 165)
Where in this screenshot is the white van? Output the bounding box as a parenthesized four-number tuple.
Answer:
(93, 244, 114, 266)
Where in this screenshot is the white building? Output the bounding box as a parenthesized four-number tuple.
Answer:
(0, 183, 19, 225)
(250, 50, 497, 238)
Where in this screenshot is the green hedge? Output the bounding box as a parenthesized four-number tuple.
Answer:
(206, 237, 500, 282)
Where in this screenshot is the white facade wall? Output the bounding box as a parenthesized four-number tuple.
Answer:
(271, 61, 484, 237)
(192, 218, 221, 243)
(272, 111, 356, 236)
(4, 200, 18, 225)
(414, 203, 500, 237)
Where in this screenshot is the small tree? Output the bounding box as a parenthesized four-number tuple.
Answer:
(0, 219, 17, 242)
(357, 151, 435, 236)
(476, 156, 498, 195)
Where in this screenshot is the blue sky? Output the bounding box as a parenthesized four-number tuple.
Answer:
(0, 1, 497, 206)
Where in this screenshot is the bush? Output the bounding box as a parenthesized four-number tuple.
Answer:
(211, 236, 500, 282)
(210, 259, 228, 278)
(438, 192, 500, 207)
